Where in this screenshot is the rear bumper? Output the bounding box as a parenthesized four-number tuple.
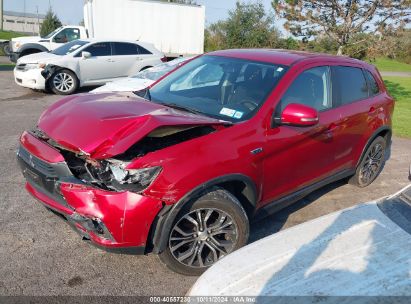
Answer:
(17, 131, 164, 253)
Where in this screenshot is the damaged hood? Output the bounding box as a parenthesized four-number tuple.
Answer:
(38, 93, 225, 159)
(16, 51, 61, 65)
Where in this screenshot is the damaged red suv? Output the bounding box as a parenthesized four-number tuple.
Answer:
(17, 50, 394, 275)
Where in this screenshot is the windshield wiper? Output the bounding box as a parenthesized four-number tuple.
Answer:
(161, 103, 205, 116)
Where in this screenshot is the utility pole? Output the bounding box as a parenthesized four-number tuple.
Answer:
(36, 6, 40, 34)
(0, 0, 3, 31)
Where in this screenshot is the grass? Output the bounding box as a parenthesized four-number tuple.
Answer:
(0, 30, 25, 40)
(371, 57, 411, 72)
(0, 30, 25, 56)
(383, 76, 411, 138)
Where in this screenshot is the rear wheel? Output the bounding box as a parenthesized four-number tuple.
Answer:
(49, 69, 79, 95)
(159, 188, 249, 276)
(349, 136, 386, 187)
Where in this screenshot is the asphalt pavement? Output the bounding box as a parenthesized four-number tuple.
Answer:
(0, 67, 410, 296)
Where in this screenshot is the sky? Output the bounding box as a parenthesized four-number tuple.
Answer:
(4, 0, 281, 28)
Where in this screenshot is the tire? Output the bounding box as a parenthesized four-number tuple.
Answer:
(159, 188, 249, 276)
(2, 43, 10, 56)
(349, 136, 386, 187)
(49, 69, 79, 95)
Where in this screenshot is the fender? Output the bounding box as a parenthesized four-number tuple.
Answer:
(150, 173, 258, 254)
(18, 43, 49, 55)
(355, 125, 392, 167)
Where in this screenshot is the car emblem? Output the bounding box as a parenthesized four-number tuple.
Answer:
(29, 154, 35, 168)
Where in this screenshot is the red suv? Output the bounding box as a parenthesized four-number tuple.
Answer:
(17, 50, 394, 275)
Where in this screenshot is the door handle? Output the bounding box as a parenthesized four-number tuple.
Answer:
(106, 59, 114, 62)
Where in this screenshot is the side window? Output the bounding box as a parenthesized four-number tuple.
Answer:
(279, 66, 332, 112)
(364, 70, 380, 96)
(332, 66, 368, 105)
(82, 43, 112, 57)
(54, 28, 80, 43)
(112, 42, 139, 55)
(137, 45, 152, 55)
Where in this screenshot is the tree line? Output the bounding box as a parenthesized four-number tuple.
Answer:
(205, 0, 411, 63)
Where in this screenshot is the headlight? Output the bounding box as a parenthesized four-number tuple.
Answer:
(109, 164, 162, 191)
(22, 63, 46, 71)
(15, 42, 21, 49)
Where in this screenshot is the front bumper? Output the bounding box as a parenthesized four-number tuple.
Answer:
(17, 131, 164, 253)
(14, 67, 46, 90)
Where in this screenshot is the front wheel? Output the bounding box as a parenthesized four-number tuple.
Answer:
(49, 69, 79, 95)
(159, 188, 249, 276)
(349, 136, 387, 187)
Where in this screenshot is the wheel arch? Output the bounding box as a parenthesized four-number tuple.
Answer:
(18, 43, 48, 57)
(45, 65, 79, 85)
(140, 66, 153, 71)
(149, 174, 258, 254)
(356, 126, 392, 167)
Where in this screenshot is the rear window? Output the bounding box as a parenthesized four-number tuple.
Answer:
(112, 42, 139, 56)
(332, 66, 368, 105)
(364, 70, 380, 96)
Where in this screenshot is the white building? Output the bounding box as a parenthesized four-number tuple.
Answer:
(3, 11, 46, 34)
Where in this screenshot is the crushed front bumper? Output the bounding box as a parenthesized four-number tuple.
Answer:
(17, 131, 164, 253)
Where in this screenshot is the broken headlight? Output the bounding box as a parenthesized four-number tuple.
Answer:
(108, 164, 162, 192)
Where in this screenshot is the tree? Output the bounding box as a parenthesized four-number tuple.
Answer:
(272, 0, 411, 55)
(205, 1, 281, 51)
(40, 8, 62, 37)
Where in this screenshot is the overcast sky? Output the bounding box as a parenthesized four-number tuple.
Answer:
(4, 0, 278, 26)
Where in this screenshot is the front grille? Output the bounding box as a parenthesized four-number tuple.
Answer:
(17, 145, 73, 210)
(18, 146, 57, 177)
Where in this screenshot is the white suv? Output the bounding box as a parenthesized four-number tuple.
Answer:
(13, 39, 165, 95)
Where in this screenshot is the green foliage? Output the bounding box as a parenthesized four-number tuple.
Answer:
(0, 30, 24, 40)
(373, 58, 411, 72)
(272, 0, 411, 55)
(204, 1, 281, 52)
(383, 76, 411, 138)
(40, 8, 62, 38)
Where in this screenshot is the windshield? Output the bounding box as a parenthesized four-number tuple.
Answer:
(147, 55, 288, 122)
(132, 57, 189, 81)
(42, 27, 62, 39)
(51, 40, 88, 56)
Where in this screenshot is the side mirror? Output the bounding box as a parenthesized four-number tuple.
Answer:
(278, 103, 319, 127)
(82, 51, 91, 59)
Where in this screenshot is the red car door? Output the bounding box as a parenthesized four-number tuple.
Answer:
(261, 64, 345, 206)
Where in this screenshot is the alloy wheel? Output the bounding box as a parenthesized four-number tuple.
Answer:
(359, 142, 384, 185)
(169, 208, 238, 268)
(53, 72, 75, 93)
